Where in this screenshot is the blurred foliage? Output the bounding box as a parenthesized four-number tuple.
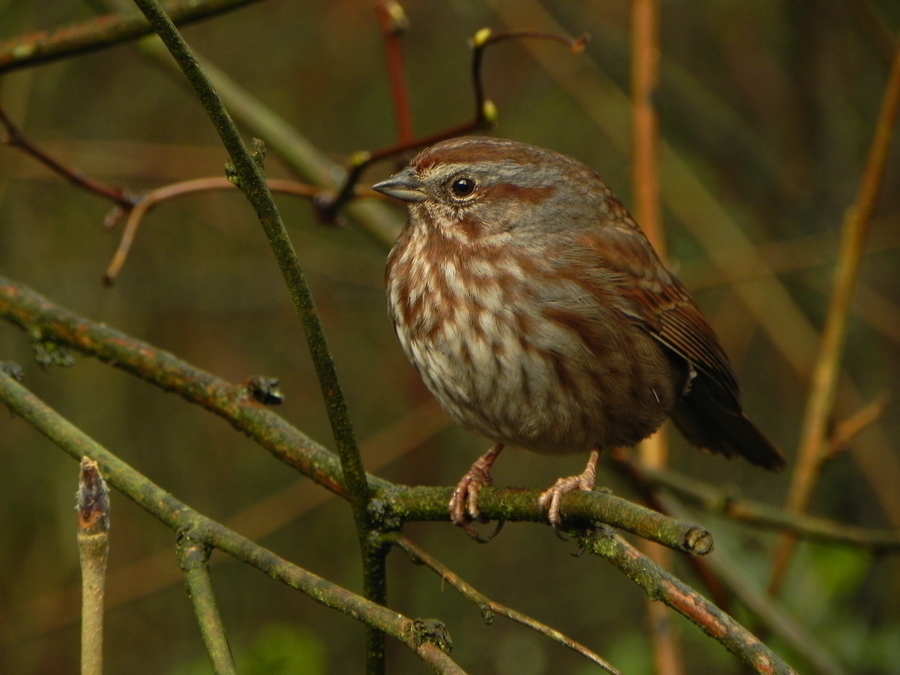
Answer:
(1, 1, 899, 674)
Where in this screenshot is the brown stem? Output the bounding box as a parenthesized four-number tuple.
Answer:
(0, 106, 135, 208)
(315, 29, 587, 223)
(768, 37, 900, 597)
(375, 1, 413, 144)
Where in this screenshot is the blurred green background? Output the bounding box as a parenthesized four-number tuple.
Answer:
(1, 1, 899, 673)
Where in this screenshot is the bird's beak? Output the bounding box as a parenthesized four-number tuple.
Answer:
(371, 167, 428, 203)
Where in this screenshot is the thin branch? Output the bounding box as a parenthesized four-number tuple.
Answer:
(376, 1, 413, 144)
(77, 458, 110, 675)
(644, 467, 900, 552)
(389, 535, 622, 675)
(0, 0, 264, 75)
(178, 536, 238, 675)
(0, 370, 467, 675)
(827, 391, 890, 459)
(0, 106, 135, 208)
(577, 527, 797, 675)
(314, 28, 588, 223)
(769, 37, 900, 597)
(101, 176, 322, 285)
(12, 399, 450, 641)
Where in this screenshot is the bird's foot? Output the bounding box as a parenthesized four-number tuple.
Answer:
(538, 449, 600, 536)
(449, 443, 505, 541)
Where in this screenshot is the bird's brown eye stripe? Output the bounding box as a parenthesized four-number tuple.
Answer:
(451, 177, 477, 198)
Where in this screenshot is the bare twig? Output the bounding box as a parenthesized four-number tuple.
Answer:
(314, 28, 588, 223)
(77, 458, 110, 675)
(101, 176, 321, 285)
(0, 106, 135, 208)
(178, 536, 238, 675)
(376, 1, 413, 144)
(390, 535, 622, 675)
(827, 391, 889, 460)
(769, 38, 900, 597)
(659, 496, 847, 675)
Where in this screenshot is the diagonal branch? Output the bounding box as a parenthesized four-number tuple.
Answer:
(0, 368, 467, 675)
(769, 36, 900, 596)
(578, 527, 797, 675)
(0, 0, 265, 75)
(389, 535, 621, 675)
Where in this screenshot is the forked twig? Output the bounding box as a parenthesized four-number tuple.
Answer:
(314, 28, 588, 223)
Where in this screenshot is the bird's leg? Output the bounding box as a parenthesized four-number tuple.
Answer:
(538, 448, 600, 530)
(449, 442, 504, 527)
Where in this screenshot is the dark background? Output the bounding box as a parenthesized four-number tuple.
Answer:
(1, 1, 899, 673)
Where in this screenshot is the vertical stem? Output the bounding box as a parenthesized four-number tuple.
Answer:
(128, 2, 381, 670)
(375, 1, 413, 144)
(632, 3, 683, 673)
(77, 458, 110, 675)
(768, 40, 900, 596)
(179, 536, 238, 675)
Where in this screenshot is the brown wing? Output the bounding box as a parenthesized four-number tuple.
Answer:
(592, 221, 786, 470)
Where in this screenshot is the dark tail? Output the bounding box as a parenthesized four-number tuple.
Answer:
(670, 374, 787, 471)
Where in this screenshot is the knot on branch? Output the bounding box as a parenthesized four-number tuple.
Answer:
(244, 376, 284, 405)
(403, 618, 452, 654)
(29, 330, 75, 368)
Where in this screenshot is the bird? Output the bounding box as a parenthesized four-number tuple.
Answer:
(372, 136, 786, 534)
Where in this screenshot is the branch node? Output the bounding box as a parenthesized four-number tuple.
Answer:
(244, 376, 284, 406)
(250, 137, 267, 169)
(470, 27, 492, 48)
(403, 618, 453, 654)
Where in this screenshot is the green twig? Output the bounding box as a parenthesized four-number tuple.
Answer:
(77, 457, 110, 675)
(645, 467, 900, 551)
(178, 536, 238, 675)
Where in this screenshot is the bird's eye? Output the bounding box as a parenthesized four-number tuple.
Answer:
(450, 177, 477, 198)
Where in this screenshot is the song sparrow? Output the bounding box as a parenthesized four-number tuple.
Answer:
(373, 136, 785, 532)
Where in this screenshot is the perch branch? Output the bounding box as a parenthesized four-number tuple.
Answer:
(0, 275, 711, 550)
